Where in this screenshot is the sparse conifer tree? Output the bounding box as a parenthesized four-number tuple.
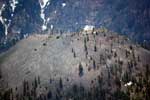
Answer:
(79, 63, 83, 77)
(94, 44, 97, 52)
(34, 77, 38, 89)
(93, 60, 96, 69)
(59, 77, 63, 89)
(47, 90, 52, 99)
(38, 76, 40, 84)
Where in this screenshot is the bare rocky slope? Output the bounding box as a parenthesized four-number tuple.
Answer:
(0, 28, 150, 100)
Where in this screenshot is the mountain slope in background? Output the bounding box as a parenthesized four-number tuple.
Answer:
(0, 29, 150, 99)
(0, 0, 150, 52)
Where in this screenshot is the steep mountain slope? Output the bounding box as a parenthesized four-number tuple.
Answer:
(0, 0, 150, 51)
(0, 28, 150, 100)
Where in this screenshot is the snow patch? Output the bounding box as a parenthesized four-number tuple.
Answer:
(47, 18, 50, 22)
(40, 12, 45, 20)
(23, 34, 29, 38)
(39, 0, 50, 31)
(10, 0, 18, 12)
(0, 4, 9, 36)
(42, 25, 47, 31)
(54, 10, 57, 14)
(83, 25, 95, 31)
(75, 22, 78, 25)
(124, 81, 132, 87)
(11, 14, 14, 17)
(50, 24, 53, 30)
(40, 0, 49, 8)
(83, 25, 95, 34)
(62, 3, 66, 7)
(0, 4, 5, 22)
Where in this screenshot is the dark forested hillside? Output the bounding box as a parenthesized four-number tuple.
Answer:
(0, 0, 150, 51)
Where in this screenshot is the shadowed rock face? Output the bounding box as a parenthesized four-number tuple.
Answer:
(0, 0, 150, 51)
(0, 29, 150, 99)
